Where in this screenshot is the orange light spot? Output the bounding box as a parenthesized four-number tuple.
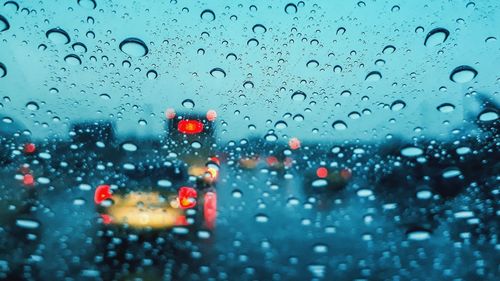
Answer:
(316, 167, 328, 178)
(206, 109, 217, 121)
(94, 185, 112, 204)
(204, 192, 217, 229)
(289, 137, 301, 150)
(23, 174, 34, 186)
(165, 108, 176, 119)
(178, 187, 197, 209)
(177, 119, 204, 134)
(24, 143, 36, 154)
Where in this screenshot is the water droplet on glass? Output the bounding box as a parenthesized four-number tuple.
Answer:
(26, 102, 39, 111)
(332, 120, 347, 130)
(210, 68, 226, 78)
(442, 168, 461, 178)
(291, 91, 306, 101)
(15, 218, 40, 229)
(437, 103, 455, 113)
(265, 133, 278, 142)
(182, 99, 195, 109)
(285, 3, 297, 14)
(146, 70, 157, 79)
(450, 65, 477, 83)
(424, 28, 450, 46)
(306, 60, 319, 68)
(121, 142, 138, 152)
(72, 42, 87, 53)
(255, 214, 269, 223)
(478, 109, 498, 122)
(243, 81, 254, 89)
(232, 189, 243, 198)
(0, 15, 10, 32)
(275, 121, 288, 130)
(293, 114, 304, 122)
(119, 38, 149, 57)
(200, 9, 215, 21)
(77, 0, 96, 9)
(252, 24, 267, 33)
(390, 100, 406, 111)
(401, 146, 423, 157)
(46, 28, 70, 44)
(0, 63, 6, 78)
(407, 228, 431, 241)
(64, 54, 81, 65)
(365, 71, 382, 82)
(382, 45, 396, 54)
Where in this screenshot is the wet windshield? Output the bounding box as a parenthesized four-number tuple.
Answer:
(0, 1, 499, 280)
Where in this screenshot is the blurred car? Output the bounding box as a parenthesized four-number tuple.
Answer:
(165, 109, 220, 187)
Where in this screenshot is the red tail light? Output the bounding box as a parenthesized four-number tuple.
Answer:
(94, 185, 112, 204)
(177, 119, 204, 134)
(204, 192, 217, 229)
(316, 167, 328, 178)
(178, 187, 197, 209)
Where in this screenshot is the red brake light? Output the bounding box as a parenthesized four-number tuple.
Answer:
(177, 119, 204, 134)
(204, 192, 217, 229)
(178, 187, 197, 209)
(24, 143, 36, 154)
(94, 185, 112, 204)
(316, 167, 328, 178)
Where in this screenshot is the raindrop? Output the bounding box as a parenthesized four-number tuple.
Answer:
(121, 142, 138, 152)
(210, 68, 226, 78)
(401, 146, 423, 157)
(356, 188, 373, 197)
(306, 60, 319, 68)
(348, 111, 361, 119)
(265, 133, 278, 142)
(291, 91, 306, 101)
(232, 189, 243, 198)
(285, 3, 297, 14)
(424, 28, 449, 46)
(443, 168, 461, 178)
(313, 244, 328, 253)
(478, 110, 498, 122)
(200, 9, 215, 21)
(15, 218, 40, 229)
(312, 179, 328, 188)
(332, 120, 347, 130)
(252, 24, 267, 34)
(64, 54, 81, 65)
(407, 228, 431, 241)
(182, 99, 195, 109)
(119, 38, 149, 57)
(255, 214, 269, 223)
(26, 102, 39, 111)
(416, 190, 433, 200)
(226, 53, 237, 60)
(382, 45, 396, 54)
(72, 42, 87, 53)
(243, 81, 254, 89)
(437, 103, 455, 113)
(77, 0, 96, 9)
(247, 38, 259, 47)
(146, 70, 157, 79)
(450, 65, 477, 83)
(0, 63, 6, 78)
(275, 121, 288, 130)
(0, 15, 10, 32)
(46, 28, 70, 44)
(293, 114, 304, 122)
(365, 71, 382, 82)
(390, 100, 406, 111)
